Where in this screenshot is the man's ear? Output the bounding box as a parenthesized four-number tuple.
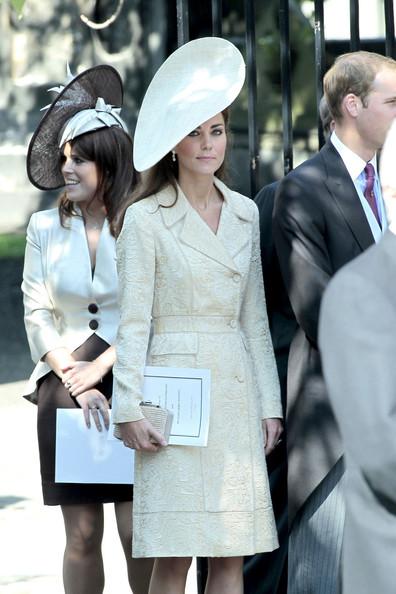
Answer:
(342, 93, 360, 118)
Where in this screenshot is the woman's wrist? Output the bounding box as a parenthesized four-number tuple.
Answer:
(93, 346, 116, 380)
(92, 358, 108, 381)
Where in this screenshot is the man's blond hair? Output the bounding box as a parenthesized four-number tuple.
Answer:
(324, 51, 396, 121)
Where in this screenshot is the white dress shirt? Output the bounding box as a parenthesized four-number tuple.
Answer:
(331, 131, 387, 243)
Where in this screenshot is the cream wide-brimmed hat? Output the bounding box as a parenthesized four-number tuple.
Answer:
(27, 64, 128, 190)
(133, 37, 246, 172)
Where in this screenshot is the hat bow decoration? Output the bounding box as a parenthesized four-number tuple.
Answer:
(59, 97, 128, 147)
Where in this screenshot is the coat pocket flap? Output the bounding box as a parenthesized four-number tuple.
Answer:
(150, 332, 198, 355)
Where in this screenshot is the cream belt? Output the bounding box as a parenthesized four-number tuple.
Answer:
(152, 315, 240, 333)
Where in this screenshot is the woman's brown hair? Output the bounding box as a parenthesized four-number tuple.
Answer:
(58, 126, 138, 236)
(114, 108, 231, 236)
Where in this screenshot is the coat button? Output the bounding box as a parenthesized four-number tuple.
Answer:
(236, 375, 244, 383)
(233, 273, 240, 283)
(89, 319, 99, 330)
(229, 319, 237, 329)
(88, 303, 99, 314)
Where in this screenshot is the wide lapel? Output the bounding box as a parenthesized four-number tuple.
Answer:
(68, 210, 117, 295)
(68, 210, 93, 289)
(159, 182, 240, 272)
(93, 219, 117, 292)
(322, 142, 375, 251)
(214, 179, 252, 260)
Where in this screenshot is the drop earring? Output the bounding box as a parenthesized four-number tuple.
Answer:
(172, 150, 176, 162)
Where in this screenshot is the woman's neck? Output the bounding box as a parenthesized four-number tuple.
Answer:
(79, 201, 106, 230)
(178, 173, 218, 211)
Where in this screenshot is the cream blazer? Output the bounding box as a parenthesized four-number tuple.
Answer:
(22, 208, 119, 402)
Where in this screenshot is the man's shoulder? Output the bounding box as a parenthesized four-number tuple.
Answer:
(275, 151, 327, 207)
(286, 143, 338, 181)
(275, 143, 347, 209)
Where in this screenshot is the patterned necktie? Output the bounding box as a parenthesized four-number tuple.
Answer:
(363, 163, 381, 226)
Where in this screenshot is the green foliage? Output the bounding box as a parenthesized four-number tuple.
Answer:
(0, 0, 26, 15)
(0, 234, 26, 259)
(12, 0, 25, 12)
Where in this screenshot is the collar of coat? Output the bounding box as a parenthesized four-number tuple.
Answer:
(156, 177, 254, 228)
(153, 177, 253, 272)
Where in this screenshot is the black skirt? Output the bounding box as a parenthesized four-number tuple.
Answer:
(37, 334, 133, 506)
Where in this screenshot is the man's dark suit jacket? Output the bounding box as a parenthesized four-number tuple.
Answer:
(255, 182, 298, 398)
(273, 140, 376, 522)
(242, 182, 298, 594)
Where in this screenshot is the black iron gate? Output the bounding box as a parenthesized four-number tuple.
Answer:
(174, 0, 396, 201)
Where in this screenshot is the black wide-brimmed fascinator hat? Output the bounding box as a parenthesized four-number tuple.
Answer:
(27, 64, 128, 190)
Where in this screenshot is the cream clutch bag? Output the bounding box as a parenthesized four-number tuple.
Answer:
(113, 401, 173, 442)
(139, 401, 173, 442)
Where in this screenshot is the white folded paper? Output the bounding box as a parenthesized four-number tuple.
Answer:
(55, 366, 211, 484)
(55, 409, 134, 484)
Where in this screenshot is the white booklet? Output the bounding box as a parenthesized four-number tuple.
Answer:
(55, 365, 211, 484)
(114, 365, 211, 447)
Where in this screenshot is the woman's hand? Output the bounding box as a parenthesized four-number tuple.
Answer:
(117, 419, 167, 453)
(44, 347, 75, 379)
(75, 389, 110, 432)
(62, 360, 106, 396)
(262, 418, 283, 456)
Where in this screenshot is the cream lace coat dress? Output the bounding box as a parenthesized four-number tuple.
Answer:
(112, 178, 282, 558)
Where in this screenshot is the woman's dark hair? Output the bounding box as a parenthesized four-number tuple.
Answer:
(58, 126, 138, 236)
(114, 108, 230, 236)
